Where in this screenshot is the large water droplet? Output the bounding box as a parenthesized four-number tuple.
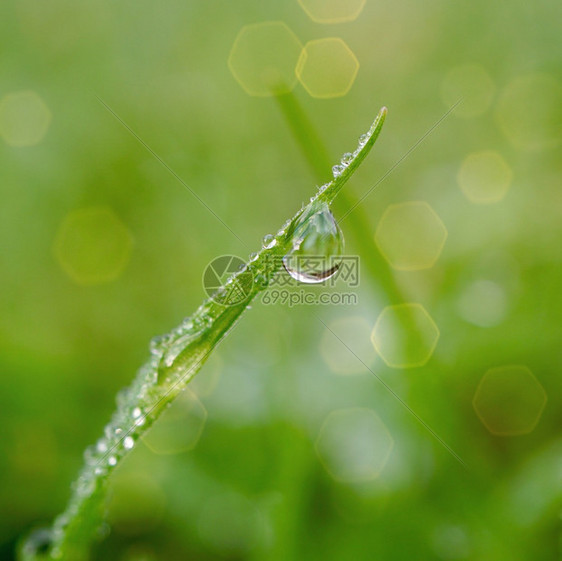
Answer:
(283, 202, 344, 284)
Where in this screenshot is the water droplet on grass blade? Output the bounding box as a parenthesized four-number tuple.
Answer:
(262, 234, 276, 249)
(332, 164, 345, 177)
(283, 202, 344, 284)
(23, 528, 53, 557)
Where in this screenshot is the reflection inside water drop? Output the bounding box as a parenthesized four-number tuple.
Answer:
(283, 202, 344, 284)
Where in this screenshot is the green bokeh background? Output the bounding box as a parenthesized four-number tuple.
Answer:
(1, 0, 561, 559)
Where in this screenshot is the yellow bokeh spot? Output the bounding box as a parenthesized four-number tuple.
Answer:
(457, 150, 512, 204)
(0, 90, 51, 147)
(374, 201, 447, 271)
(54, 207, 133, 285)
(297, 0, 366, 24)
(441, 64, 495, 118)
(457, 150, 513, 204)
(319, 316, 375, 375)
(316, 408, 393, 482)
(142, 389, 207, 454)
(495, 73, 562, 151)
(473, 365, 547, 436)
(296, 38, 359, 99)
(228, 22, 303, 97)
(371, 303, 439, 369)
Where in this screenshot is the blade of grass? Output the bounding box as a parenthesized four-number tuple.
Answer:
(20, 107, 388, 561)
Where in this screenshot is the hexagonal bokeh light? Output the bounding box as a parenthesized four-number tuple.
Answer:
(457, 151, 513, 204)
(296, 38, 359, 99)
(316, 408, 394, 482)
(53, 206, 133, 285)
(142, 389, 207, 454)
(228, 22, 303, 97)
(374, 201, 448, 271)
(0, 90, 51, 147)
(473, 365, 547, 436)
(371, 303, 440, 368)
(297, 0, 366, 24)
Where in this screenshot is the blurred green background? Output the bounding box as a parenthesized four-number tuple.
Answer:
(1, 0, 562, 559)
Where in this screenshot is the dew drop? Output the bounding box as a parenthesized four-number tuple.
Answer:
(76, 476, 95, 498)
(332, 164, 345, 177)
(283, 202, 344, 284)
(341, 152, 353, 165)
(108, 456, 117, 466)
(24, 528, 53, 556)
(132, 407, 142, 419)
(262, 234, 276, 249)
(96, 439, 108, 454)
(123, 436, 135, 450)
(149, 335, 166, 355)
(249, 252, 259, 262)
(83, 446, 96, 465)
(359, 133, 369, 146)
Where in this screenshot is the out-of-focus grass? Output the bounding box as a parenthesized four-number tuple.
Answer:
(1, 0, 562, 560)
